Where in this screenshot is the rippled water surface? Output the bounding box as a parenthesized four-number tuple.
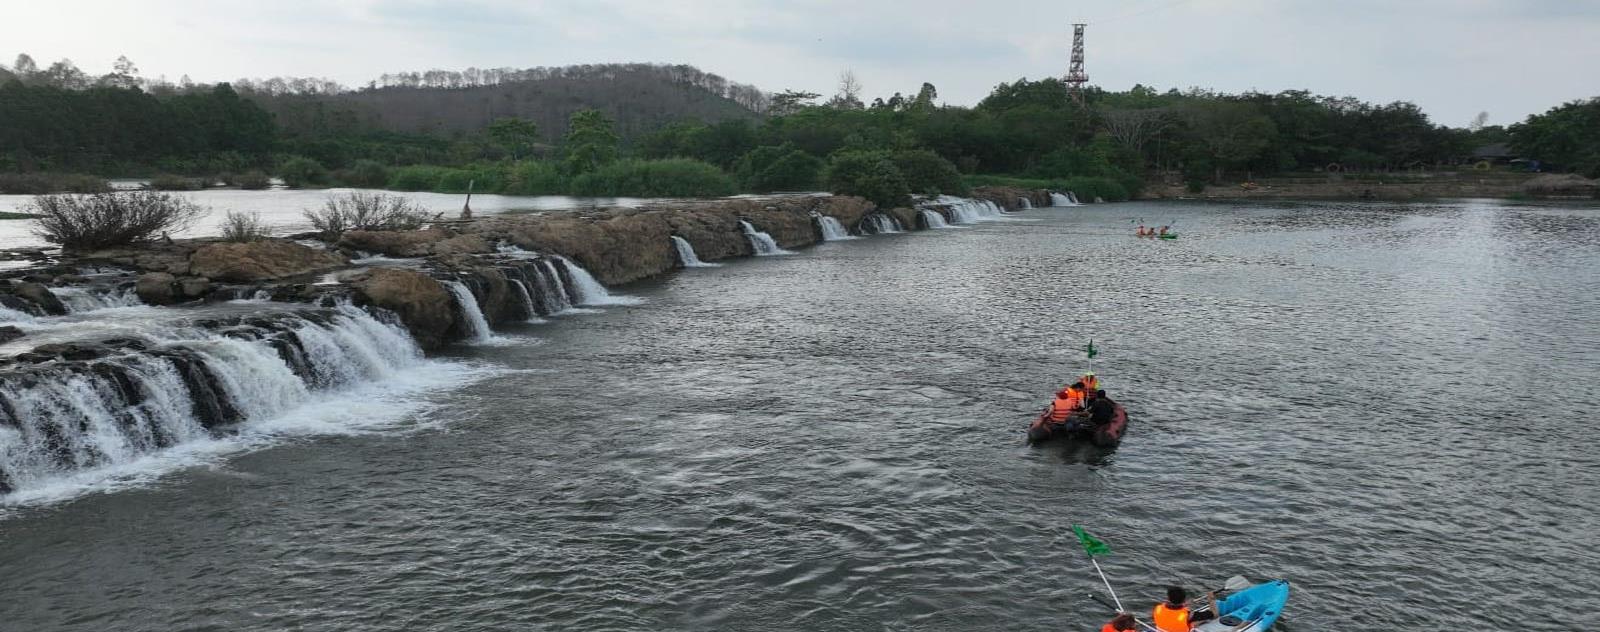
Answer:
(3, 199, 1598, 631)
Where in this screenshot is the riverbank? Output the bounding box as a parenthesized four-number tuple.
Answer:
(1143, 171, 1600, 201)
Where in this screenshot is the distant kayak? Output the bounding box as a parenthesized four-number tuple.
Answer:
(1193, 579, 1290, 632)
(1158, 233, 1178, 240)
(1026, 403, 1126, 447)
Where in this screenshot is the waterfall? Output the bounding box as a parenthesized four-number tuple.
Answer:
(861, 214, 903, 235)
(672, 236, 720, 267)
(0, 303, 435, 499)
(508, 278, 545, 323)
(552, 255, 645, 305)
(814, 214, 857, 241)
(938, 196, 1004, 224)
(49, 287, 142, 312)
(1019, 197, 1033, 209)
(920, 209, 950, 229)
(740, 220, 796, 255)
(530, 260, 574, 315)
(1050, 192, 1082, 207)
(443, 281, 494, 343)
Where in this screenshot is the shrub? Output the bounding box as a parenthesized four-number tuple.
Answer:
(235, 171, 272, 190)
(278, 156, 330, 188)
(568, 159, 737, 197)
(220, 210, 270, 242)
(0, 173, 112, 195)
(743, 148, 822, 192)
(304, 192, 430, 237)
(436, 165, 506, 194)
(147, 174, 203, 191)
(1186, 179, 1206, 193)
(342, 159, 390, 188)
(891, 149, 966, 196)
(504, 161, 567, 195)
(823, 150, 911, 209)
(25, 191, 208, 250)
(387, 165, 449, 191)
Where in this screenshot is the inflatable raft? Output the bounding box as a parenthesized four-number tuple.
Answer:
(1026, 403, 1127, 447)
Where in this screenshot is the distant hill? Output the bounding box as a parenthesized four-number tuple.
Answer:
(242, 63, 769, 142)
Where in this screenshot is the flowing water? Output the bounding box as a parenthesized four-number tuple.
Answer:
(740, 220, 795, 256)
(921, 209, 951, 229)
(816, 214, 857, 241)
(2, 199, 1597, 631)
(672, 236, 721, 267)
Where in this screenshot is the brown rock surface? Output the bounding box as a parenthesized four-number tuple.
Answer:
(349, 268, 456, 350)
(189, 241, 348, 282)
(135, 272, 179, 305)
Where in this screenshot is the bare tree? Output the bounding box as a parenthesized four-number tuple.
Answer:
(1468, 111, 1489, 132)
(830, 70, 864, 110)
(1101, 108, 1169, 156)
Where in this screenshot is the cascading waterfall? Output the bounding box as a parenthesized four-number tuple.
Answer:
(443, 281, 494, 343)
(553, 255, 645, 305)
(937, 196, 1005, 224)
(861, 214, 904, 235)
(1019, 197, 1034, 209)
(813, 214, 856, 241)
(0, 304, 428, 497)
(1050, 192, 1082, 207)
(920, 209, 950, 229)
(507, 278, 545, 323)
(0, 304, 35, 324)
(671, 236, 720, 268)
(740, 221, 796, 255)
(49, 287, 142, 312)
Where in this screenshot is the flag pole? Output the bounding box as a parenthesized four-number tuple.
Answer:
(1090, 556, 1124, 612)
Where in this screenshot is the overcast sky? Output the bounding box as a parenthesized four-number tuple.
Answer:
(4, 0, 1598, 126)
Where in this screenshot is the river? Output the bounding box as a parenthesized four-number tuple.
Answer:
(2, 199, 1597, 631)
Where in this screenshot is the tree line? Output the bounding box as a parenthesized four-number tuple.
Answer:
(3, 51, 1597, 203)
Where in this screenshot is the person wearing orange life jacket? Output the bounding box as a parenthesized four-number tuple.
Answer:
(1043, 388, 1078, 423)
(1081, 372, 1100, 394)
(1100, 613, 1136, 632)
(1152, 586, 1217, 632)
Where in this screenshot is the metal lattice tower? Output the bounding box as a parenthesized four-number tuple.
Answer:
(1066, 23, 1088, 105)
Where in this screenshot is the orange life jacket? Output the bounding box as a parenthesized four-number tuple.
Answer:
(1153, 603, 1190, 632)
(1048, 397, 1074, 422)
(1100, 623, 1120, 632)
(1082, 375, 1099, 392)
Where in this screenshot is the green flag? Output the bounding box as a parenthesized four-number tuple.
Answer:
(1073, 524, 1112, 557)
(1085, 339, 1098, 359)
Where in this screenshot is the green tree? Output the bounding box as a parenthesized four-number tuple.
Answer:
(563, 109, 620, 174)
(1182, 101, 1277, 182)
(891, 149, 964, 195)
(487, 117, 539, 160)
(824, 150, 910, 209)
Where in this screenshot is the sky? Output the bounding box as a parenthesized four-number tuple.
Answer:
(3, 0, 1598, 126)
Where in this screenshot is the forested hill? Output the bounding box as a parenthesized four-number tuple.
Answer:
(245, 63, 766, 143)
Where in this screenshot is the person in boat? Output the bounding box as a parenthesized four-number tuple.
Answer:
(1081, 371, 1100, 393)
(1136, 225, 1148, 237)
(1158, 225, 1170, 237)
(1035, 387, 1078, 429)
(1152, 586, 1217, 631)
(1089, 390, 1116, 428)
(1100, 613, 1137, 632)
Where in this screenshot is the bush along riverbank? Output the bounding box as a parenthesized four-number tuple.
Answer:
(0, 187, 1050, 495)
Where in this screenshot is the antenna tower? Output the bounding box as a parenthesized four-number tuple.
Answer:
(1066, 23, 1088, 105)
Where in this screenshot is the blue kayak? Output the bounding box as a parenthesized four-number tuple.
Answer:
(1191, 579, 1290, 632)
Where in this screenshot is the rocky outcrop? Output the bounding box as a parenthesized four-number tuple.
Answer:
(349, 268, 456, 350)
(135, 272, 212, 305)
(0, 325, 22, 345)
(189, 241, 349, 282)
(13, 282, 66, 316)
(339, 228, 494, 258)
(972, 186, 1049, 210)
